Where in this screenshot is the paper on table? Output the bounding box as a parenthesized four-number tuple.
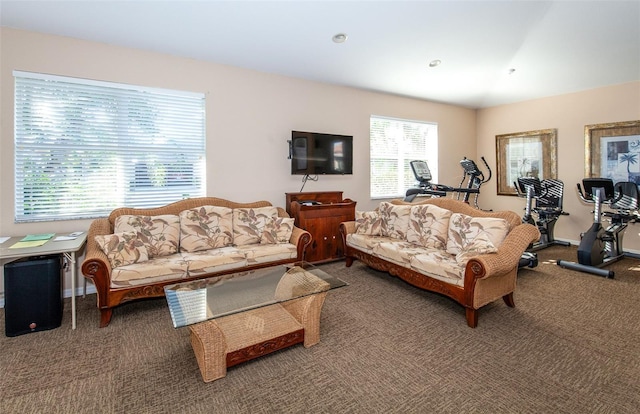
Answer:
(54, 236, 77, 241)
(0, 236, 10, 244)
(9, 240, 49, 249)
(21, 233, 55, 242)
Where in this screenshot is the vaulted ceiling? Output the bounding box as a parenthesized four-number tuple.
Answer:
(1, 1, 639, 108)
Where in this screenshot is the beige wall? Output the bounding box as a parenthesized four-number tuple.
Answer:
(477, 82, 640, 250)
(2, 27, 639, 299)
(0, 28, 475, 296)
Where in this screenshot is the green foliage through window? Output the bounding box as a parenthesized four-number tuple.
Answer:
(14, 71, 206, 222)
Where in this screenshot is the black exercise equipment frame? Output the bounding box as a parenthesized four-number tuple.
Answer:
(556, 178, 640, 278)
(404, 157, 491, 208)
(514, 177, 571, 252)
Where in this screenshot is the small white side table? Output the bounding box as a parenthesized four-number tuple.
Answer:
(1, 234, 88, 329)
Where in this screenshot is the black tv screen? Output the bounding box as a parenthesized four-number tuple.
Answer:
(291, 131, 353, 175)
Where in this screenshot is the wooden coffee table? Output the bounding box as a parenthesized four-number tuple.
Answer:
(164, 262, 347, 382)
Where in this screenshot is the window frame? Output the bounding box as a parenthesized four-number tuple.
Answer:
(369, 115, 438, 199)
(13, 71, 206, 222)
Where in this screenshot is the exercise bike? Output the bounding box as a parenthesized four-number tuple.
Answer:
(514, 177, 571, 251)
(556, 178, 640, 278)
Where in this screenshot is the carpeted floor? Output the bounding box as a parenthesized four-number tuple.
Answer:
(1, 245, 639, 414)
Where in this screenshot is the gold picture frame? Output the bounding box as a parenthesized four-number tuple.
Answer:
(584, 120, 640, 181)
(496, 129, 557, 196)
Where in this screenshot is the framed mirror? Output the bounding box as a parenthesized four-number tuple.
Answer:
(496, 129, 557, 196)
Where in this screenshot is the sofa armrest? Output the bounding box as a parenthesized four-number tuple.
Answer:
(290, 226, 312, 261)
(339, 221, 356, 249)
(339, 221, 356, 235)
(467, 223, 541, 279)
(81, 218, 113, 307)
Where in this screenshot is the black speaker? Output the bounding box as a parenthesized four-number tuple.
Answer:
(4, 255, 64, 337)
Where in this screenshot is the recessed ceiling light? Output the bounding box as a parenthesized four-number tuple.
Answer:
(332, 33, 348, 43)
(429, 59, 441, 68)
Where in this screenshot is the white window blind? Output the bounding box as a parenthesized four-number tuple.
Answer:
(370, 116, 438, 198)
(14, 71, 206, 222)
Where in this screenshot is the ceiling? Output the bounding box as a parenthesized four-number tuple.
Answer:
(1, 1, 639, 109)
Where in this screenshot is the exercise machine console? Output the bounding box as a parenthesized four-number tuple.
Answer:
(404, 160, 453, 201)
(455, 157, 491, 208)
(556, 178, 640, 278)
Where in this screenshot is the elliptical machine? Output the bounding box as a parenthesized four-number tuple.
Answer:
(514, 177, 571, 251)
(455, 157, 492, 208)
(557, 178, 640, 278)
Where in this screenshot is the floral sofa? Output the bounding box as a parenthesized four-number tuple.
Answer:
(81, 197, 311, 327)
(340, 198, 540, 328)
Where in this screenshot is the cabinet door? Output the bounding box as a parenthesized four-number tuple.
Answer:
(303, 218, 327, 263)
(288, 197, 355, 263)
(325, 215, 346, 260)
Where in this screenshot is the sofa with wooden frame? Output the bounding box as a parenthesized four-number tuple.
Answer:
(340, 198, 540, 328)
(82, 197, 311, 327)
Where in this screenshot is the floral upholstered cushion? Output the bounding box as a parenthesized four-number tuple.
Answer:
(379, 202, 411, 240)
(114, 214, 180, 258)
(372, 240, 429, 267)
(233, 206, 279, 246)
(261, 217, 295, 244)
(355, 211, 382, 235)
(455, 232, 499, 265)
(345, 234, 396, 253)
(110, 254, 189, 287)
(237, 243, 298, 264)
(406, 204, 452, 249)
(95, 232, 149, 268)
(181, 247, 247, 276)
(179, 206, 234, 252)
(445, 213, 509, 255)
(410, 251, 465, 286)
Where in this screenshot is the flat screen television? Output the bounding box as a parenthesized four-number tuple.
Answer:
(290, 131, 353, 175)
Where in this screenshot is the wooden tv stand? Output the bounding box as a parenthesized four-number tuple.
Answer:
(286, 191, 356, 263)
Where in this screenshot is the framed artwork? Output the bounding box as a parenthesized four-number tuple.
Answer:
(585, 120, 640, 183)
(496, 129, 557, 196)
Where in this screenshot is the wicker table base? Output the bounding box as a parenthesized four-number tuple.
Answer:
(189, 291, 328, 382)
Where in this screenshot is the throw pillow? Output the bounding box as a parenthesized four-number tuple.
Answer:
(179, 206, 234, 252)
(445, 213, 509, 255)
(95, 232, 149, 268)
(261, 217, 295, 244)
(355, 210, 382, 235)
(455, 232, 498, 265)
(233, 206, 279, 246)
(406, 204, 452, 249)
(379, 202, 411, 240)
(114, 214, 180, 258)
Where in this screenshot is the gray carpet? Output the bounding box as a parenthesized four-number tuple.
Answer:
(1, 245, 639, 414)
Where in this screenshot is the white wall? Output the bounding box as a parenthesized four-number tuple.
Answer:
(0, 28, 476, 296)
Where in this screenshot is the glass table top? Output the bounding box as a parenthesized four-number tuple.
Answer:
(164, 262, 347, 328)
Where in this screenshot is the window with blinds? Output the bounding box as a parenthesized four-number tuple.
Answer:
(14, 71, 206, 222)
(370, 116, 438, 198)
